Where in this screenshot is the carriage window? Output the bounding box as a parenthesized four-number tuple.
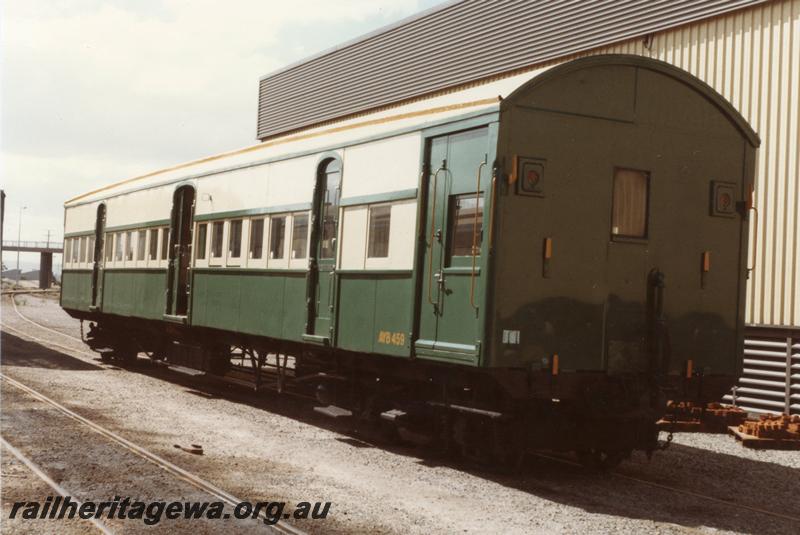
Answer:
(228, 220, 242, 258)
(79, 236, 87, 263)
(72, 238, 79, 263)
(270, 216, 286, 259)
(161, 228, 170, 260)
(88, 236, 95, 263)
(125, 231, 134, 261)
(115, 232, 124, 261)
(210, 222, 223, 258)
(195, 223, 207, 260)
(136, 230, 146, 260)
(149, 229, 159, 260)
(105, 234, 114, 261)
(611, 168, 649, 239)
(249, 218, 264, 259)
(320, 159, 340, 259)
(291, 214, 308, 259)
(65, 240, 72, 265)
(367, 205, 391, 258)
(449, 194, 483, 258)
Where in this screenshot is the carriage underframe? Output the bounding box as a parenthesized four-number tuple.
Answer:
(74, 311, 734, 469)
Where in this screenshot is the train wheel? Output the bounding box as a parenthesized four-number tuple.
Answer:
(206, 345, 232, 375)
(576, 449, 627, 471)
(491, 421, 526, 474)
(113, 345, 138, 364)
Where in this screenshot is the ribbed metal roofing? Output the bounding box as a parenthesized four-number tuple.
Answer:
(257, 0, 766, 140)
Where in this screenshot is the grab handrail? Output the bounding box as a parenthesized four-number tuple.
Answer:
(488, 171, 498, 251)
(747, 205, 758, 277)
(427, 165, 447, 306)
(746, 184, 758, 279)
(470, 157, 487, 310)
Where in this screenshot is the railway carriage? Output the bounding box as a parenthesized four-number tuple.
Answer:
(61, 55, 759, 466)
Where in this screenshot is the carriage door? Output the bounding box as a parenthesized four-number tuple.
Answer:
(165, 185, 195, 319)
(90, 203, 106, 311)
(307, 158, 341, 343)
(416, 128, 489, 363)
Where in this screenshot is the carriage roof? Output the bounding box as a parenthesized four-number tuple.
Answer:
(64, 67, 551, 208)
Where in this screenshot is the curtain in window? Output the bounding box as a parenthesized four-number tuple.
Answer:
(611, 169, 648, 238)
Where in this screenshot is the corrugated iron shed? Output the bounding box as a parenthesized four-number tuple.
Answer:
(257, 0, 766, 140)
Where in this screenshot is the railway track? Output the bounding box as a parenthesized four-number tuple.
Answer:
(529, 452, 800, 524)
(1, 436, 113, 534)
(3, 296, 307, 534)
(0, 372, 307, 535)
(8, 293, 83, 343)
(4, 294, 800, 528)
(5, 294, 318, 401)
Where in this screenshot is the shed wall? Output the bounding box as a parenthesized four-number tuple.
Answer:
(256, 0, 766, 140)
(585, 0, 799, 328)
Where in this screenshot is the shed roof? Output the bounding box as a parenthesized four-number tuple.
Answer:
(257, 0, 766, 140)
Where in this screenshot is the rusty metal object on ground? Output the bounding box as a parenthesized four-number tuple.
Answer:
(738, 414, 800, 440)
(173, 443, 204, 455)
(657, 401, 747, 432)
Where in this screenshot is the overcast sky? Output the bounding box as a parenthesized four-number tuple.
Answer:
(1, 0, 446, 270)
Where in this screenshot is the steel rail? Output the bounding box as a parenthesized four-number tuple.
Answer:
(5, 296, 318, 404)
(530, 452, 800, 524)
(0, 319, 96, 359)
(10, 294, 85, 343)
(0, 436, 114, 534)
(1, 289, 60, 296)
(0, 373, 306, 535)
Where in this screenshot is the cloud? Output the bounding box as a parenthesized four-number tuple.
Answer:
(1, 0, 435, 243)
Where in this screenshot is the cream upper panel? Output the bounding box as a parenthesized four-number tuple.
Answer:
(63, 67, 531, 208)
(341, 134, 420, 198)
(195, 165, 268, 217)
(339, 206, 368, 270)
(267, 154, 323, 208)
(64, 201, 101, 235)
(104, 182, 178, 229)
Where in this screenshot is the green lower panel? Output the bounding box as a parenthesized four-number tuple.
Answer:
(336, 274, 412, 357)
(102, 270, 167, 320)
(190, 270, 307, 341)
(281, 275, 308, 340)
(61, 270, 93, 311)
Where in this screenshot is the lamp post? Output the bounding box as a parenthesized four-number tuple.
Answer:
(15, 206, 27, 287)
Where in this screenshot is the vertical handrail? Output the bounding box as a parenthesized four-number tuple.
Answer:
(747, 205, 758, 278)
(488, 172, 498, 250)
(469, 157, 487, 310)
(427, 165, 446, 306)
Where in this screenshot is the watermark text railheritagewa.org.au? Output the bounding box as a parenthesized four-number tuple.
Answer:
(9, 496, 331, 525)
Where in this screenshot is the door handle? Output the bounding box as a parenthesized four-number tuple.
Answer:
(327, 270, 335, 307)
(427, 164, 447, 306)
(434, 271, 445, 297)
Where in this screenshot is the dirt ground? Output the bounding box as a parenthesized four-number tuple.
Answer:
(1, 294, 799, 534)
